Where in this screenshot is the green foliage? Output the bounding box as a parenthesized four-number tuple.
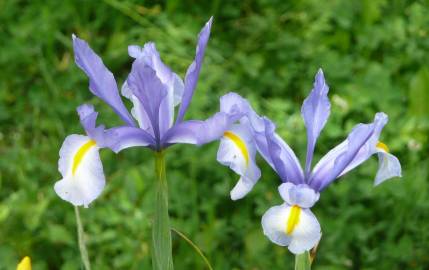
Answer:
(1, 0, 429, 269)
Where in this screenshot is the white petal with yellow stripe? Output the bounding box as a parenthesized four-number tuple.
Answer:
(217, 124, 261, 200)
(54, 134, 105, 207)
(374, 142, 402, 186)
(262, 203, 321, 254)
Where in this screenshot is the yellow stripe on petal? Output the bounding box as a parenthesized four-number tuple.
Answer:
(286, 205, 301, 235)
(72, 139, 96, 175)
(224, 131, 249, 165)
(17, 256, 31, 270)
(376, 141, 389, 153)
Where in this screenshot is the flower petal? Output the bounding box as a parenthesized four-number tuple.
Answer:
(278, 183, 320, 208)
(72, 35, 135, 126)
(55, 134, 105, 207)
(217, 123, 261, 200)
(164, 111, 240, 145)
(104, 126, 155, 153)
(121, 82, 154, 135)
(301, 69, 330, 177)
(374, 148, 402, 186)
(128, 43, 184, 135)
(310, 113, 392, 191)
(261, 203, 321, 254)
(127, 59, 168, 143)
(176, 17, 213, 122)
(264, 118, 304, 184)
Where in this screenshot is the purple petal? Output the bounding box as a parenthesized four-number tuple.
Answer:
(72, 35, 135, 126)
(76, 104, 107, 146)
(128, 43, 184, 136)
(164, 111, 240, 145)
(127, 58, 168, 144)
(175, 17, 213, 123)
(310, 113, 388, 191)
(104, 126, 155, 153)
(121, 82, 154, 136)
(264, 118, 304, 184)
(301, 69, 331, 178)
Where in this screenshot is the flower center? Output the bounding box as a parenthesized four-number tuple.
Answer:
(72, 139, 96, 175)
(286, 205, 301, 235)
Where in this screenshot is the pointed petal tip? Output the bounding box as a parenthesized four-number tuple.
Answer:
(314, 68, 327, 89)
(203, 16, 213, 31)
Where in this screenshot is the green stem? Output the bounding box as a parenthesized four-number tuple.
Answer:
(74, 206, 91, 270)
(295, 251, 311, 270)
(152, 151, 174, 270)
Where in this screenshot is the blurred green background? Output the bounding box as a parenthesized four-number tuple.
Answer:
(1, 0, 429, 269)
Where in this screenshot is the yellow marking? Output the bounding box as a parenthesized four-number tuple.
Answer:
(286, 205, 301, 235)
(72, 140, 96, 175)
(376, 141, 389, 152)
(224, 131, 249, 165)
(17, 256, 32, 270)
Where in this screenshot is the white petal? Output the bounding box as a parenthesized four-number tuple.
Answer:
(230, 178, 254, 200)
(261, 204, 321, 254)
(55, 134, 105, 207)
(374, 150, 402, 186)
(261, 204, 292, 246)
(216, 124, 261, 200)
(278, 183, 320, 208)
(288, 208, 321, 254)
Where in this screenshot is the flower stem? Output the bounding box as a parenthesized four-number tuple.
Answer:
(152, 151, 174, 270)
(295, 251, 311, 270)
(74, 206, 91, 270)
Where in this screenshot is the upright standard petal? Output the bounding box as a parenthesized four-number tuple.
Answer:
(176, 17, 213, 123)
(301, 69, 330, 177)
(128, 43, 184, 135)
(121, 82, 154, 135)
(72, 35, 135, 126)
(261, 203, 321, 254)
(54, 134, 105, 207)
(217, 123, 261, 200)
(127, 59, 168, 144)
(264, 118, 304, 184)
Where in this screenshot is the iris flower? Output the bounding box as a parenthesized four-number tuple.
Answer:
(217, 69, 402, 254)
(54, 18, 216, 207)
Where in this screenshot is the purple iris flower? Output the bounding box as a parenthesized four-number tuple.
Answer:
(216, 69, 402, 254)
(54, 18, 238, 207)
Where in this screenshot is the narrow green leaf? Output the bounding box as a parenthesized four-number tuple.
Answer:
(172, 228, 214, 270)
